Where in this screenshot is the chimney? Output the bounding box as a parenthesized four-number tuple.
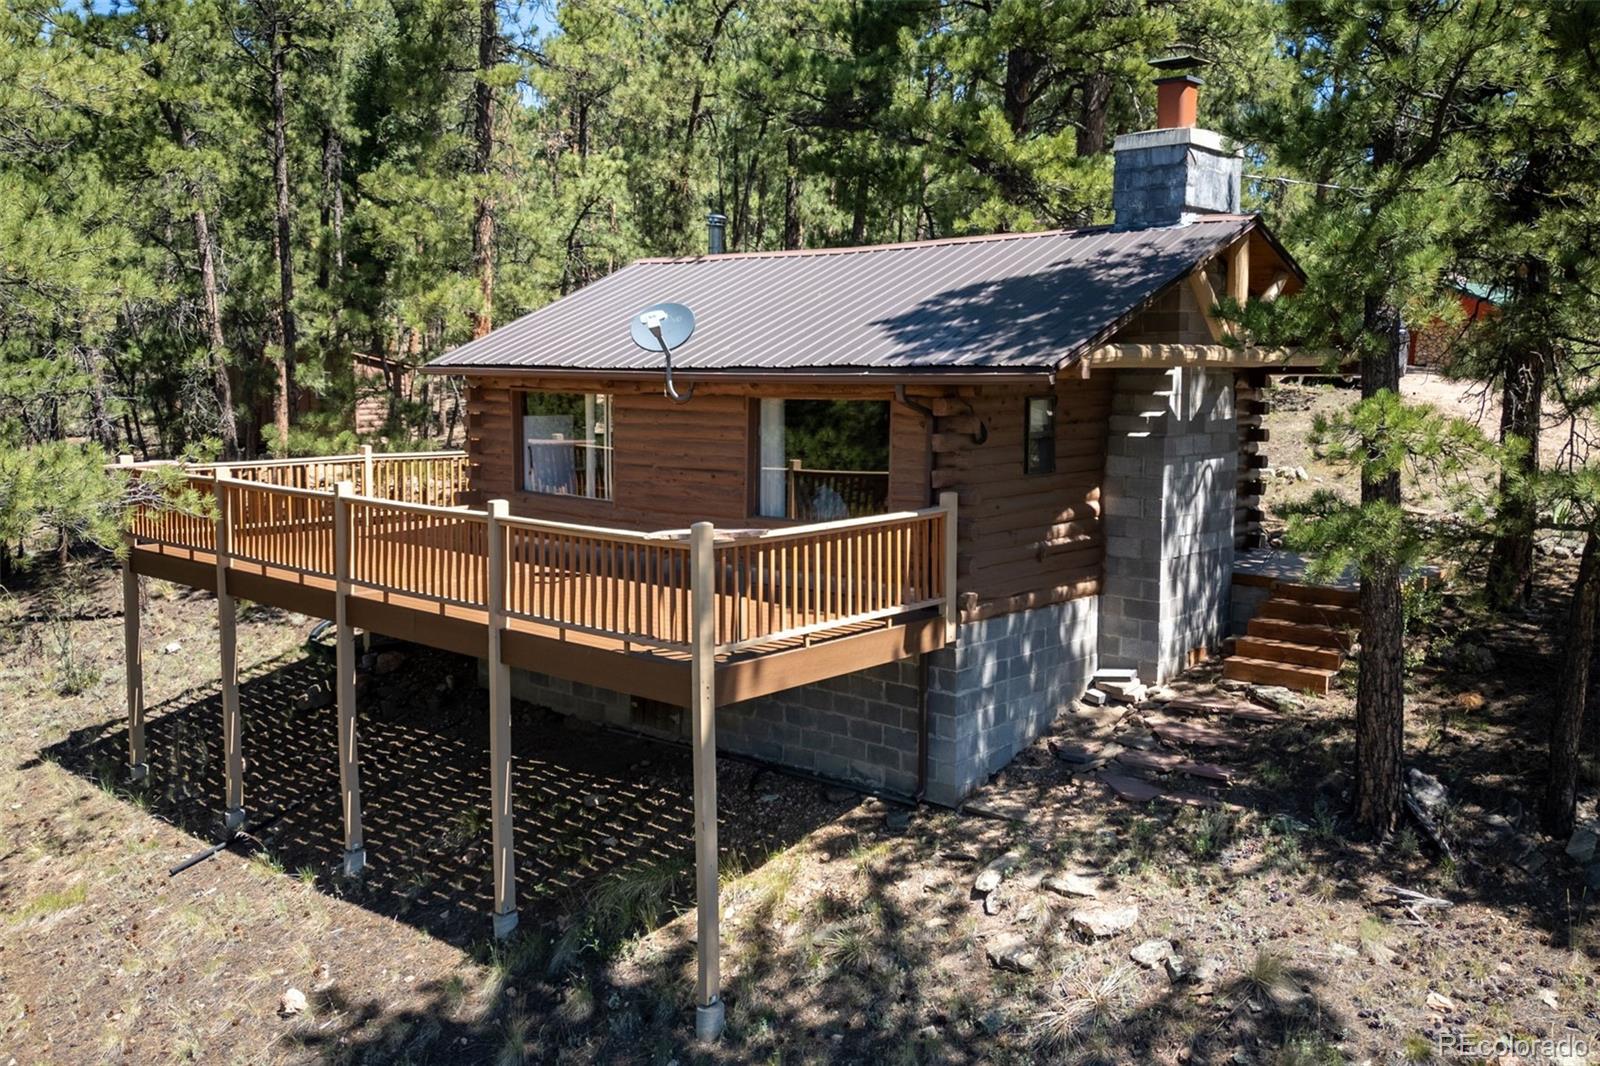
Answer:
(706, 212, 727, 254)
(1112, 53, 1242, 229)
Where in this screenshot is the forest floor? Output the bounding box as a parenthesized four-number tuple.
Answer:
(3, 385, 1599, 1065)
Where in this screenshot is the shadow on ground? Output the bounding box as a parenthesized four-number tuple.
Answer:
(38, 641, 842, 1060)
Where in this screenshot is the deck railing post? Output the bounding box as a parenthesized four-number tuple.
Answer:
(360, 444, 374, 496)
(939, 491, 959, 641)
(333, 482, 365, 875)
(486, 499, 518, 939)
(119, 455, 148, 782)
(689, 520, 724, 1042)
(215, 469, 245, 833)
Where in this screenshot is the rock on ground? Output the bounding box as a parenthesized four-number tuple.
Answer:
(1069, 903, 1139, 939)
(1129, 938, 1174, 968)
(1566, 825, 1598, 865)
(278, 988, 307, 1016)
(1043, 872, 1101, 899)
(973, 850, 1022, 895)
(986, 934, 1038, 973)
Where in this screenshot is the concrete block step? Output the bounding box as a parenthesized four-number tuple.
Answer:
(1256, 597, 1360, 628)
(1222, 655, 1335, 696)
(1246, 617, 1350, 650)
(1272, 581, 1359, 610)
(1233, 635, 1344, 671)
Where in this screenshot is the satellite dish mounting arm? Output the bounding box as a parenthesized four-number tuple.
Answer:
(645, 319, 694, 404)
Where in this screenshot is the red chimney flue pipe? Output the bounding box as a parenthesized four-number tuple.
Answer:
(1155, 75, 1201, 129)
(1149, 51, 1206, 130)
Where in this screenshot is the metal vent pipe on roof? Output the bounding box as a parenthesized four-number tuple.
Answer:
(706, 212, 727, 255)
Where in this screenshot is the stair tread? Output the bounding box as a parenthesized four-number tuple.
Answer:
(1223, 655, 1336, 677)
(1245, 622, 1349, 650)
(1235, 635, 1340, 654)
(1258, 598, 1361, 625)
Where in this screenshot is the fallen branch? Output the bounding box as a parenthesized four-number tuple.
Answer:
(1377, 884, 1454, 923)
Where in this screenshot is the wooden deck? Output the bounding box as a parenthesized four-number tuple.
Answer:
(123, 451, 955, 707)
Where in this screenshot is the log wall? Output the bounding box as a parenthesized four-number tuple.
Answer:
(930, 376, 1113, 621)
(456, 372, 1113, 623)
(462, 377, 929, 530)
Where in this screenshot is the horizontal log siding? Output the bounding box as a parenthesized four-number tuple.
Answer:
(462, 376, 929, 530)
(933, 377, 1112, 620)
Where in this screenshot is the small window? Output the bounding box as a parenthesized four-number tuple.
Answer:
(1024, 395, 1055, 475)
(520, 391, 612, 499)
(755, 399, 890, 520)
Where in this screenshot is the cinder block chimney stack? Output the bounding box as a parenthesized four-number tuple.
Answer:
(1112, 53, 1243, 229)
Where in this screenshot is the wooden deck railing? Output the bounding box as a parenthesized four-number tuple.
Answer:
(122, 452, 955, 655)
(713, 510, 947, 651)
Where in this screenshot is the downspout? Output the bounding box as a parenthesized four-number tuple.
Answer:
(914, 653, 930, 803)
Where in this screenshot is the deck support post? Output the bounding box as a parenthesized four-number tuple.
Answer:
(333, 482, 365, 876)
(119, 456, 148, 783)
(940, 491, 959, 641)
(359, 444, 374, 495)
(214, 469, 244, 833)
(486, 499, 518, 939)
(689, 520, 724, 1042)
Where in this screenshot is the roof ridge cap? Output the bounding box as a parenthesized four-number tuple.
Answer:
(632, 225, 1112, 264)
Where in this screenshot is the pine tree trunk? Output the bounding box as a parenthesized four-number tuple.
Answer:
(471, 0, 496, 340)
(1542, 531, 1598, 837)
(1486, 262, 1545, 609)
(850, 164, 868, 245)
(783, 133, 802, 250)
(1355, 296, 1407, 833)
(155, 95, 240, 459)
(1076, 71, 1112, 157)
(193, 203, 239, 458)
(270, 20, 297, 448)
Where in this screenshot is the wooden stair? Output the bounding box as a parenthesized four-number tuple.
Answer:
(1222, 582, 1355, 696)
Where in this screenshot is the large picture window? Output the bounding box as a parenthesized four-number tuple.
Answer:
(520, 391, 613, 499)
(755, 399, 889, 520)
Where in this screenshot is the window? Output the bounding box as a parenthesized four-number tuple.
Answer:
(1024, 395, 1055, 475)
(755, 399, 890, 520)
(520, 391, 613, 499)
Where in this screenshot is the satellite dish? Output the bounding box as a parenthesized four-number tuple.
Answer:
(630, 302, 695, 352)
(629, 302, 697, 403)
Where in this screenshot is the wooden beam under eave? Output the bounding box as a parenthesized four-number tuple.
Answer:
(1228, 240, 1250, 306)
(1186, 268, 1227, 343)
(1082, 343, 1335, 369)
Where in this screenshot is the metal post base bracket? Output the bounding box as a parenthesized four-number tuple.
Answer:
(492, 909, 518, 941)
(694, 998, 725, 1043)
(223, 807, 246, 834)
(342, 847, 366, 878)
(127, 762, 149, 783)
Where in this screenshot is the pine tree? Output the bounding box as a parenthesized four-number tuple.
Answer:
(1255, 0, 1524, 833)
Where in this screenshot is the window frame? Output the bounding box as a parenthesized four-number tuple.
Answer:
(514, 388, 615, 502)
(1023, 394, 1056, 475)
(746, 396, 894, 521)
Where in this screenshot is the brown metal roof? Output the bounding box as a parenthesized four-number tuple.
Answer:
(427, 216, 1260, 377)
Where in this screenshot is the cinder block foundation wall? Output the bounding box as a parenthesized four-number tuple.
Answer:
(1099, 367, 1238, 682)
(497, 594, 1097, 807)
(923, 596, 1097, 805)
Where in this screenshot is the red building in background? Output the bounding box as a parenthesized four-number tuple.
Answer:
(1407, 280, 1500, 369)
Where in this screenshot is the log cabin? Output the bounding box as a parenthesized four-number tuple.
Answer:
(420, 68, 1319, 810)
